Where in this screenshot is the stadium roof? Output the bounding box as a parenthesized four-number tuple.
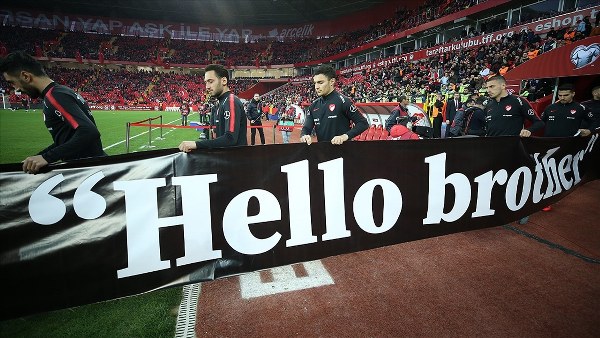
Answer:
(5, 0, 396, 26)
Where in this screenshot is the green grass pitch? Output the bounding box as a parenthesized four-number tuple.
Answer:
(0, 109, 204, 164)
(0, 108, 191, 335)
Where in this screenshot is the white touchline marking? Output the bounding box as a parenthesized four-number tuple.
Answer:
(239, 260, 334, 299)
(103, 112, 198, 150)
(174, 283, 201, 338)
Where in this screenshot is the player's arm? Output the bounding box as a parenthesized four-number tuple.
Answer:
(385, 109, 400, 132)
(41, 91, 102, 163)
(520, 98, 544, 136)
(344, 101, 368, 140)
(300, 105, 315, 144)
(579, 105, 595, 136)
(540, 106, 548, 123)
(245, 103, 254, 121)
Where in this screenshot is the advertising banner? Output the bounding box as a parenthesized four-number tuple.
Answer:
(1, 136, 599, 320)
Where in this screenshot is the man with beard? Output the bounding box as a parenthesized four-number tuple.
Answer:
(0, 51, 106, 174)
(484, 75, 544, 137)
(484, 75, 543, 223)
(179, 64, 247, 152)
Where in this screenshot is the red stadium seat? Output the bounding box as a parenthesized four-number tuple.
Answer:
(379, 128, 389, 140)
(356, 128, 369, 141)
(373, 125, 384, 141)
(366, 125, 376, 141)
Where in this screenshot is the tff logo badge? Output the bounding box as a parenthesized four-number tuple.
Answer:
(570, 43, 600, 69)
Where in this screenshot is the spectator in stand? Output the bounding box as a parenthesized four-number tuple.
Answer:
(582, 16, 593, 37)
(582, 85, 600, 133)
(300, 65, 368, 145)
(591, 22, 600, 37)
(576, 19, 586, 35)
(246, 93, 266, 145)
(541, 37, 557, 53)
(484, 75, 544, 137)
(0, 51, 106, 174)
(178, 64, 247, 152)
(564, 27, 576, 44)
(445, 92, 463, 135)
(430, 92, 446, 138)
(384, 95, 413, 132)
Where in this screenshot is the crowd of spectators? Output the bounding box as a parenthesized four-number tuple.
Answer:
(1, 1, 597, 110)
(261, 22, 587, 109)
(3, 0, 597, 70)
(0, 0, 489, 66)
(2, 12, 591, 109)
(0, 63, 258, 107)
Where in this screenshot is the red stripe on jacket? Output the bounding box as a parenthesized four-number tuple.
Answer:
(46, 87, 79, 128)
(229, 93, 235, 132)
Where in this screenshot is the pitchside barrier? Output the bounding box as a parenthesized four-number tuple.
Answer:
(127, 119, 306, 149)
(126, 115, 164, 153)
(126, 102, 432, 151)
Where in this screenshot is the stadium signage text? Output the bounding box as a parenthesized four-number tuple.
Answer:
(117, 136, 596, 278)
(0, 10, 322, 41)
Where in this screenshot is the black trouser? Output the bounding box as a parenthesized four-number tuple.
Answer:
(250, 120, 265, 145)
(181, 115, 188, 126)
(432, 115, 443, 138)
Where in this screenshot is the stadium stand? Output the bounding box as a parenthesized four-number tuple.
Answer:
(0, 1, 594, 111)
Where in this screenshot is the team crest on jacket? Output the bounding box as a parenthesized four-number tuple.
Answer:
(329, 104, 336, 111)
(570, 109, 576, 114)
(505, 105, 512, 111)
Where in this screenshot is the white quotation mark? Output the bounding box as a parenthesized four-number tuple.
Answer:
(28, 172, 107, 225)
(73, 172, 106, 219)
(29, 174, 67, 225)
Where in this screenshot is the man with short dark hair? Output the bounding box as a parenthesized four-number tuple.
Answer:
(541, 83, 595, 137)
(484, 75, 544, 137)
(539, 83, 595, 212)
(300, 65, 368, 145)
(485, 76, 543, 220)
(0, 51, 106, 174)
(179, 64, 247, 152)
(463, 97, 487, 136)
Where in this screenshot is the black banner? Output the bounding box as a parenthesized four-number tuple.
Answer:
(1, 136, 598, 319)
